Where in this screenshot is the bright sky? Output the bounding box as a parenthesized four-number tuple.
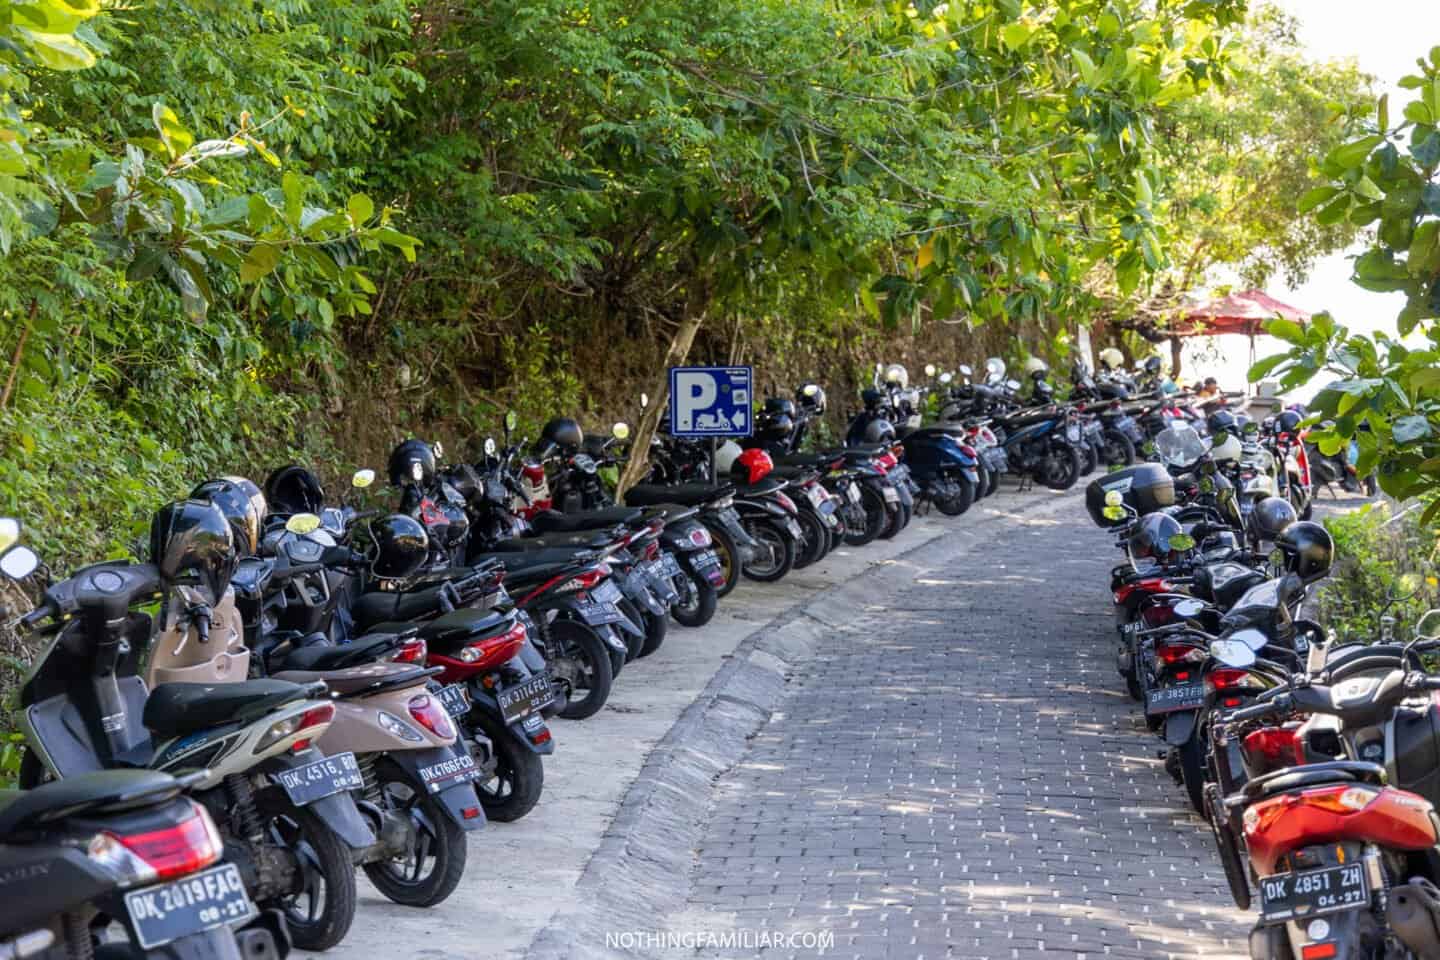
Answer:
(1183, 0, 1440, 396)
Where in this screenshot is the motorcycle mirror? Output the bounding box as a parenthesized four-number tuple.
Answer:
(504, 410, 518, 434)
(1210, 638, 1256, 669)
(0, 517, 18, 553)
(0, 544, 38, 581)
(985, 357, 1004, 376)
(432, 441, 444, 460)
(285, 513, 322, 535)
(612, 422, 631, 441)
(939, 372, 953, 385)
(351, 469, 375, 489)
(958, 364, 973, 378)
(484, 437, 497, 456)
(1230, 627, 1269, 652)
(640, 392, 650, 409)
(1005, 378, 1022, 391)
(924, 363, 937, 377)
(1416, 609, 1440, 641)
(1173, 598, 1205, 618)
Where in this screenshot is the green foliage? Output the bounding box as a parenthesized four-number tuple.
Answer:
(1316, 502, 1440, 643)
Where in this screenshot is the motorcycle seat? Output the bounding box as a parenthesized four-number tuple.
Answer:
(274, 662, 436, 698)
(835, 444, 888, 456)
(488, 532, 615, 552)
(769, 465, 819, 482)
(144, 679, 315, 737)
(529, 507, 643, 533)
(278, 632, 410, 671)
(398, 608, 515, 653)
(1239, 761, 1385, 804)
(624, 483, 731, 507)
(0, 769, 185, 837)
(732, 476, 788, 497)
(352, 583, 470, 630)
(775, 452, 832, 469)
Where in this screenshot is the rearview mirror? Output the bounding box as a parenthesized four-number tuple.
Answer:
(1211, 639, 1256, 669)
(1005, 379, 1022, 391)
(640, 392, 650, 409)
(1416, 609, 1440, 641)
(0, 517, 18, 554)
(958, 364, 973, 377)
(939, 372, 953, 385)
(351, 469, 375, 489)
(1230, 627, 1268, 652)
(612, 422, 630, 441)
(431, 441, 444, 460)
(285, 513, 322, 535)
(484, 437, 497, 456)
(0, 545, 38, 581)
(1173, 598, 1205, 618)
(924, 363, 937, 377)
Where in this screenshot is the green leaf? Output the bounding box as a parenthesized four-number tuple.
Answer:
(1247, 353, 1288, 382)
(1071, 48, 1098, 86)
(1316, 194, 1352, 226)
(1266, 318, 1306, 345)
(1378, 93, 1389, 131)
(17, 28, 95, 70)
(1326, 135, 1383, 171)
(1393, 415, 1432, 445)
(1354, 176, 1384, 201)
(1297, 186, 1339, 213)
(239, 243, 281, 283)
(282, 171, 304, 229)
(346, 193, 374, 226)
(150, 103, 193, 160)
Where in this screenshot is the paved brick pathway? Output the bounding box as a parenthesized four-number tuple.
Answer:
(675, 501, 1252, 958)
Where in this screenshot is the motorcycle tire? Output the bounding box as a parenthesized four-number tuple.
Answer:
(549, 619, 615, 720)
(934, 475, 975, 517)
(640, 608, 667, 658)
(984, 463, 1000, 498)
(843, 486, 886, 546)
(1101, 429, 1136, 467)
(467, 712, 545, 823)
(702, 520, 742, 599)
(264, 806, 358, 951)
(741, 518, 795, 582)
(877, 488, 903, 540)
(669, 571, 717, 629)
(1204, 783, 1251, 910)
(1040, 441, 1082, 491)
(1079, 440, 1099, 476)
(362, 757, 469, 906)
(616, 598, 646, 665)
(973, 462, 990, 500)
(1178, 728, 1207, 815)
(792, 508, 828, 570)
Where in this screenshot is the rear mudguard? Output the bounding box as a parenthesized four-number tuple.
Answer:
(539, 596, 640, 645)
(1164, 710, 1198, 747)
(617, 567, 668, 617)
(258, 753, 375, 849)
(384, 746, 486, 831)
(464, 682, 555, 757)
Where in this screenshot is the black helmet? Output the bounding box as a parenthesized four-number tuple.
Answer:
(388, 439, 436, 488)
(370, 514, 428, 579)
(1207, 409, 1238, 437)
(265, 465, 325, 516)
(190, 476, 266, 556)
(1129, 513, 1184, 563)
(860, 388, 885, 410)
(1251, 496, 1297, 543)
(150, 499, 237, 605)
(862, 417, 896, 444)
(796, 383, 827, 413)
(1276, 410, 1303, 435)
(1032, 380, 1055, 401)
(757, 412, 795, 441)
(539, 417, 583, 453)
(1274, 521, 1333, 583)
(764, 397, 797, 418)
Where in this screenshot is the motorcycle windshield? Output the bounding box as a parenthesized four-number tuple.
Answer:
(1155, 425, 1207, 468)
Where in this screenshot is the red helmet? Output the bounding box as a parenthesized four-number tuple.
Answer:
(732, 448, 774, 485)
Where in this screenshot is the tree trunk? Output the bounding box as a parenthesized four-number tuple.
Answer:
(0, 299, 38, 411)
(616, 312, 706, 496)
(1169, 335, 1183, 380)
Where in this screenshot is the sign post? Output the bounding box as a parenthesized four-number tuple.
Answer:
(668, 365, 753, 482)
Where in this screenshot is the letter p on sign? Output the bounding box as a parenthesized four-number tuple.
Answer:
(674, 371, 717, 431)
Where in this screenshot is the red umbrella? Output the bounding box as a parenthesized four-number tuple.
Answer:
(1176, 288, 1311, 337)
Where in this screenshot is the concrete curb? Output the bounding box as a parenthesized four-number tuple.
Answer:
(525, 490, 1077, 960)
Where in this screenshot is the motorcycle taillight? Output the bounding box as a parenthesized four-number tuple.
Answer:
(408, 694, 457, 740)
(1242, 725, 1304, 769)
(393, 636, 428, 664)
(773, 491, 798, 514)
(89, 801, 223, 885)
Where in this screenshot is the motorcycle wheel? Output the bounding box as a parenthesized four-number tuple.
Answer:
(1204, 783, 1251, 910)
(1040, 442, 1082, 491)
(842, 487, 886, 546)
(1101, 429, 1136, 467)
(362, 757, 468, 906)
(973, 462, 991, 500)
(934, 476, 975, 517)
(877, 489, 903, 540)
(984, 463, 1000, 498)
(669, 571, 717, 628)
(1079, 440, 1098, 475)
(264, 806, 357, 951)
(616, 598, 646, 665)
(549, 619, 615, 720)
(702, 520, 742, 599)
(741, 518, 795, 582)
(792, 508, 828, 570)
(1178, 728, 1207, 814)
(467, 712, 545, 823)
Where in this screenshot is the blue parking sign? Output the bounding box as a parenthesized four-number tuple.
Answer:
(668, 366, 753, 438)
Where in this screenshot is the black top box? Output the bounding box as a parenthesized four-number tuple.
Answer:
(1085, 463, 1176, 528)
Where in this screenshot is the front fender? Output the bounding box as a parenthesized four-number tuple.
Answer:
(384, 746, 486, 831)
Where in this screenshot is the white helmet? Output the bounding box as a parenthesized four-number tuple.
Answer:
(713, 440, 744, 476)
(883, 363, 909, 389)
(1211, 432, 1243, 464)
(984, 357, 1006, 383)
(1023, 356, 1049, 377)
(1098, 347, 1124, 370)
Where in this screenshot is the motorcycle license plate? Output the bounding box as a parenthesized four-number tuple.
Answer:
(1065, 424, 1082, 442)
(882, 486, 899, 503)
(1145, 681, 1205, 715)
(658, 552, 682, 578)
(124, 863, 254, 950)
(1259, 863, 1368, 923)
(847, 484, 862, 504)
(497, 673, 554, 723)
(591, 579, 622, 605)
(783, 517, 802, 539)
(275, 751, 363, 806)
(417, 751, 480, 791)
(693, 549, 720, 569)
(807, 485, 827, 508)
(577, 600, 624, 626)
(642, 562, 679, 603)
(437, 682, 472, 719)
